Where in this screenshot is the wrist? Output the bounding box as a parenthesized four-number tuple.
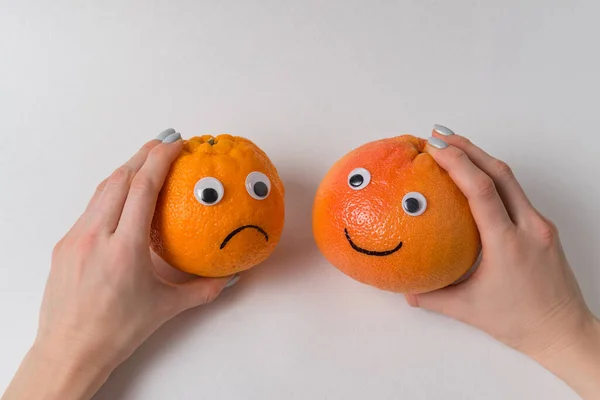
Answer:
(30, 338, 113, 379)
(33, 325, 128, 375)
(532, 315, 600, 399)
(506, 294, 595, 358)
(9, 341, 112, 400)
(2, 341, 112, 400)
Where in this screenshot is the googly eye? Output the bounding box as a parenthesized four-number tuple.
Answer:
(194, 177, 225, 206)
(348, 168, 371, 190)
(246, 171, 271, 200)
(402, 192, 427, 216)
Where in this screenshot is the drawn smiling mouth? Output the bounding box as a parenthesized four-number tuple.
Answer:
(344, 228, 403, 256)
(220, 225, 269, 250)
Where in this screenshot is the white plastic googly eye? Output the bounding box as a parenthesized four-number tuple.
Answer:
(347, 168, 371, 190)
(246, 171, 271, 200)
(194, 177, 225, 206)
(402, 192, 427, 216)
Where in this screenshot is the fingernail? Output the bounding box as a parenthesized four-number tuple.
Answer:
(433, 124, 455, 136)
(162, 132, 181, 144)
(156, 128, 176, 140)
(224, 275, 240, 289)
(427, 136, 449, 149)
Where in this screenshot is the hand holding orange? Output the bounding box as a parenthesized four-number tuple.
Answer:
(312, 135, 480, 294)
(150, 135, 285, 277)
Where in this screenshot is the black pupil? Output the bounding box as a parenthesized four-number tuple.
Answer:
(404, 197, 420, 214)
(201, 188, 219, 204)
(253, 181, 269, 197)
(349, 174, 364, 187)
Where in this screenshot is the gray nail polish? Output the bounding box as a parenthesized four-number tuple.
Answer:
(433, 124, 455, 136)
(156, 128, 176, 140)
(162, 132, 181, 143)
(427, 136, 449, 149)
(224, 275, 240, 289)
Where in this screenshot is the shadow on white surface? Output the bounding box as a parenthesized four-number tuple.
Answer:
(92, 158, 598, 400)
(93, 172, 321, 400)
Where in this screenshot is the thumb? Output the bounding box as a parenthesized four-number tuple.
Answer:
(404, 285, 470, 322)
(171, 274, 239, 312)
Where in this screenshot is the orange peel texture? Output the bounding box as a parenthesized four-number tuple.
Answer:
(151, 135, 285, 277)
(312, 135, 480, 294)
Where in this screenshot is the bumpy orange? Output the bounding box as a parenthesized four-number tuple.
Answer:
(151, 135, 285, 277)
(312, 135, 480, 294)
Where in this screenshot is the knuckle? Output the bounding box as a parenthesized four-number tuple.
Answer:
(96, 178, 108, 192)
(58, 235, 75, 250)
(52, 240, 63, 258)
(202, 287, 222, 304)
(449, 148, 469, 164)
(149, 144, 167, 158)
(454, 135, 473, 147)
(129, 175, 155, 194)
(474, 175, 497, 200)
(110, 165, 135, 185)
(76, 232, 98, 255)
(537, 218, 559, 246)
(546, 219, 559, 233)
(140, 141, 157, 153)
(149, 142, 177, 161)
(493, 159, 514, 180)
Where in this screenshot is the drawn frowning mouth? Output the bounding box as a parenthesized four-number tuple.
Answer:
(344, 228, 403, 256)
(220, 225, 269, 249)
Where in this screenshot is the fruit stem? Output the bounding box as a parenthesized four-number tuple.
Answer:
(207, 137, 215, 145)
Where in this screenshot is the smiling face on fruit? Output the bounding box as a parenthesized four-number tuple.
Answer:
(151, 135, 285, 277)
(312, 135, 480, 294)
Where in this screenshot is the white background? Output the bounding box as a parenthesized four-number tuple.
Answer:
(1, 1, 599, 399)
